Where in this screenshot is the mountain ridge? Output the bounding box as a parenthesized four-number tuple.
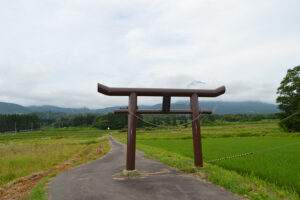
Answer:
(0, 101, 279, 115)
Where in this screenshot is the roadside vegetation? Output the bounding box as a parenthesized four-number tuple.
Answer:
(0, 127, 110, 199)
(114, 121, 300, 200)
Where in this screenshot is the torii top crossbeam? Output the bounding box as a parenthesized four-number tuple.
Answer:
(97, 83, 226, 171)
(98, 83, 225, 97)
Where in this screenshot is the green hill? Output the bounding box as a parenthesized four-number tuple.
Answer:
(0, 101, 279, 115)
(0, 102, 29, 114)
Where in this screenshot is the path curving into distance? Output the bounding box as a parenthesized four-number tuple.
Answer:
(50, 136, 241, 200)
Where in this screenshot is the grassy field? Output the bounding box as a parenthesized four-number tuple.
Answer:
(1, 122, 299, 199)
(115, 122, 300, 199)
(0, 127, 110, 199)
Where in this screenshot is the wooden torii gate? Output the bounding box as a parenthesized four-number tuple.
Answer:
(97, 83, 225, 170)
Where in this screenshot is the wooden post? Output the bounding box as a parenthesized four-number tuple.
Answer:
(190, 93, 203, 167)
(127, 92, 137, 170)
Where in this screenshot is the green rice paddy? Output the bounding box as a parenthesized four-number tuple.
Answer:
(138, 137, 300, 194)
(115, 122, 300, 197)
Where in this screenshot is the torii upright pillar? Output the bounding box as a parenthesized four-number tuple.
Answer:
(97, 83, 225, 170)
(127, 92, 137, 170)
(190, 93, 203, 167)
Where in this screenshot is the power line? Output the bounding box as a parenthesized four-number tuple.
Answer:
(128, 110, 200, 129)
(280, 111, 300, 122)
(206, 142, 300, 163)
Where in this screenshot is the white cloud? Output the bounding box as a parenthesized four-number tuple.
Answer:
(0, 0, 299, 108)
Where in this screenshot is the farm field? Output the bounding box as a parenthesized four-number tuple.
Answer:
(115, 122, 300, 199)
(0, 127, 109, 199)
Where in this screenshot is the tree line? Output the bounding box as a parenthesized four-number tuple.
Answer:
(0, 114, 40, 132)
(51, 113, 277, 130)
(0, 112, 278, 132)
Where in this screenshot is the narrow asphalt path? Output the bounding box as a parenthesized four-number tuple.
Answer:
(50, 136, 241, 200)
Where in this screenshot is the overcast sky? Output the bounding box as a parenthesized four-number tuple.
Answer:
(0, 0, 299, 108)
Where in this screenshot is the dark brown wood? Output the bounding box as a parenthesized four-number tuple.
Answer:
(190, 93, 203, 167)
(162, 94, 171, 112)
(98, 83, 225, 97)
(114, 109, 212, 114)
(127, 92, 137, 170)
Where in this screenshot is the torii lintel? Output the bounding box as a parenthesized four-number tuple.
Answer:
(98, 83, 225, 97)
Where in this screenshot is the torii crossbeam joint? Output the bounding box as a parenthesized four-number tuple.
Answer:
(97, 83, 226, 170)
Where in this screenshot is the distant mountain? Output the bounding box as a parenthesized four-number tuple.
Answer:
(169, 101, 279, 114)
(0, 102, 29, 114)
(0, 101, 279, 115)
(27, 105, 94, 114)
(96, 101, 279, 114)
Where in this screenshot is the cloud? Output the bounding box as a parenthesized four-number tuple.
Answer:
(0, 0, 299, 108)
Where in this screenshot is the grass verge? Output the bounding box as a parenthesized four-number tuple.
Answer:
(28, 171, 58, 200)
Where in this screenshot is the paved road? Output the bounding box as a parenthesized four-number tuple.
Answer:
(50, 137, 241, 200)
